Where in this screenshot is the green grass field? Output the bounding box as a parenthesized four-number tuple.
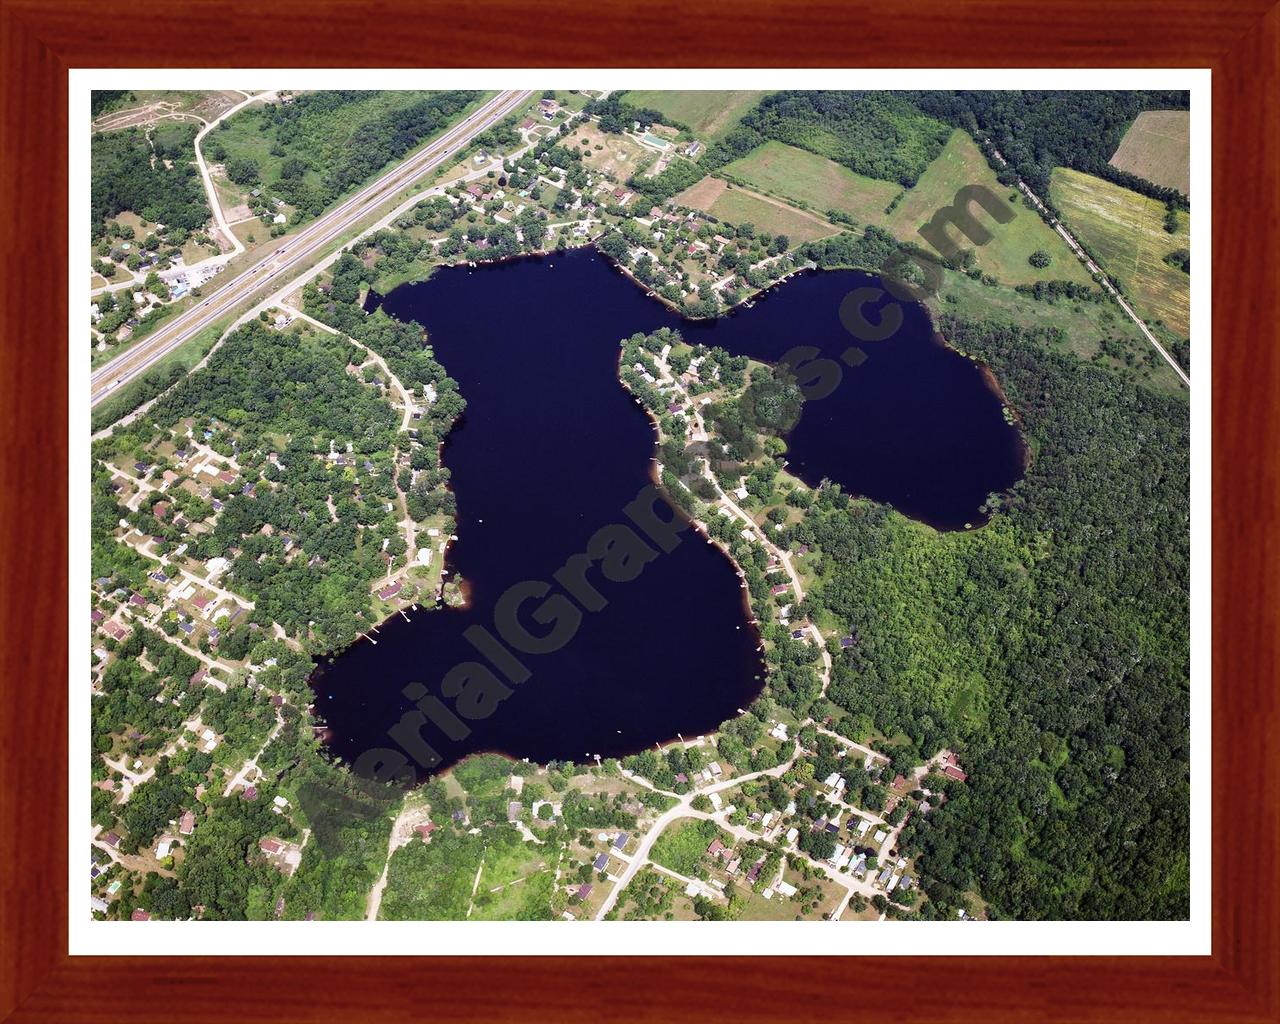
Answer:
(467, 826, 557, 921)
(623, 90, 768, 140)
(715, 129, 1090, 288)
(929, 269, 1185, 396)
(721, 140, 901, 224)
(1049, 167, 1190, 339)
(676, 176, 836, 247)
(885, 130, 1094, 288)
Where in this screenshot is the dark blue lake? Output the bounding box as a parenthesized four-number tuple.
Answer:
(310, 248, 1024, 780)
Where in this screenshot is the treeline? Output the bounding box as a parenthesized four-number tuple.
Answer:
(586, 93, 687, 135)
(906, 90, 1191, 205)
(795, 317, 1189, 919)
(90, 125, 210, 240)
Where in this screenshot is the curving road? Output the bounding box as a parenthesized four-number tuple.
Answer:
(91, 89, 533, 407)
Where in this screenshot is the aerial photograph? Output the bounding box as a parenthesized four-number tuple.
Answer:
(85, 86, 1191, 925)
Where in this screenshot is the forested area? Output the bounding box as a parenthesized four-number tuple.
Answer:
(208, 90, 478, 220)
(92, 627, 203, 771)
(787, 318, 1189, 919)
(906, 90, 1191, 205)
(91, 125, 210, 240)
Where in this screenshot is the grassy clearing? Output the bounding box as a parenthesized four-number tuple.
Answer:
(623, 90, 768, 139)
(673, 175, 727, 210)
(721, 140, 901, 224)
(675, 179, 836, 246)
(885, 130, 1093, 287)
(469, 830, 557, 921)
(650, 817, 727, 877)
(565, 121, 655, 179)
(1049, 167, 1190, 338)
(1108, 110, 1190, 195)
(928, 269, 1185, 397)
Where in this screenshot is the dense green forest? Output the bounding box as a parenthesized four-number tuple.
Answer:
(90, 124, 210, 240)
(208, 90, 478, 220)
(784, 317, 1189, 919)
(906, 90, 1191, 205)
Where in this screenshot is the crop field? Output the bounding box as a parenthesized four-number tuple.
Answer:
(885, 130, 1094, 288)
(1108, 110, 1191, 195)
(675, 177, 836, 246)
(623, 90, 768, 139)
(721, 140, 901, 225)
(1049, 167, 1190, 338)
(673, 174, 729, 210)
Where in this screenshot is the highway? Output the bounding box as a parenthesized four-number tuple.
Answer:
(91, 89, 532, 406)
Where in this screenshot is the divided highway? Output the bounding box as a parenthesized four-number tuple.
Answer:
(91, 89, 533, 407)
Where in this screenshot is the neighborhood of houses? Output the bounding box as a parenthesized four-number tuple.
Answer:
(90, 90, 978, 923)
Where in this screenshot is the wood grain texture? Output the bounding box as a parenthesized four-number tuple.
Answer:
(0, 1, 1275, 1020)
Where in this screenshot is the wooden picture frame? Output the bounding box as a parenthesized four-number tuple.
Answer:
(2, 1, 1274, 1019)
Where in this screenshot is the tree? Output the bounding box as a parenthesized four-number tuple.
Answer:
(1028, 249, 1051, 268)
(226, 157, 260, 186)
(800, 827, 836, 861)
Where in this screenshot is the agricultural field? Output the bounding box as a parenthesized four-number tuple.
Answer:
(623, 90, 768, 140)
(721, 140, 901, 225)
(674, 177, 836, 246)
(1049, 167, 1191, 338)
(1108, 110, 1191, 195)
(885, 130, 1094, 288)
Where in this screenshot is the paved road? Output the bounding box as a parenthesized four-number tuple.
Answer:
(593, 753, 795, 920)
(91, 89, 532, 406)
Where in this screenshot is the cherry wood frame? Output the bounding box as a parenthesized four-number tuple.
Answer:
(2, 1, 1275, 1020)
